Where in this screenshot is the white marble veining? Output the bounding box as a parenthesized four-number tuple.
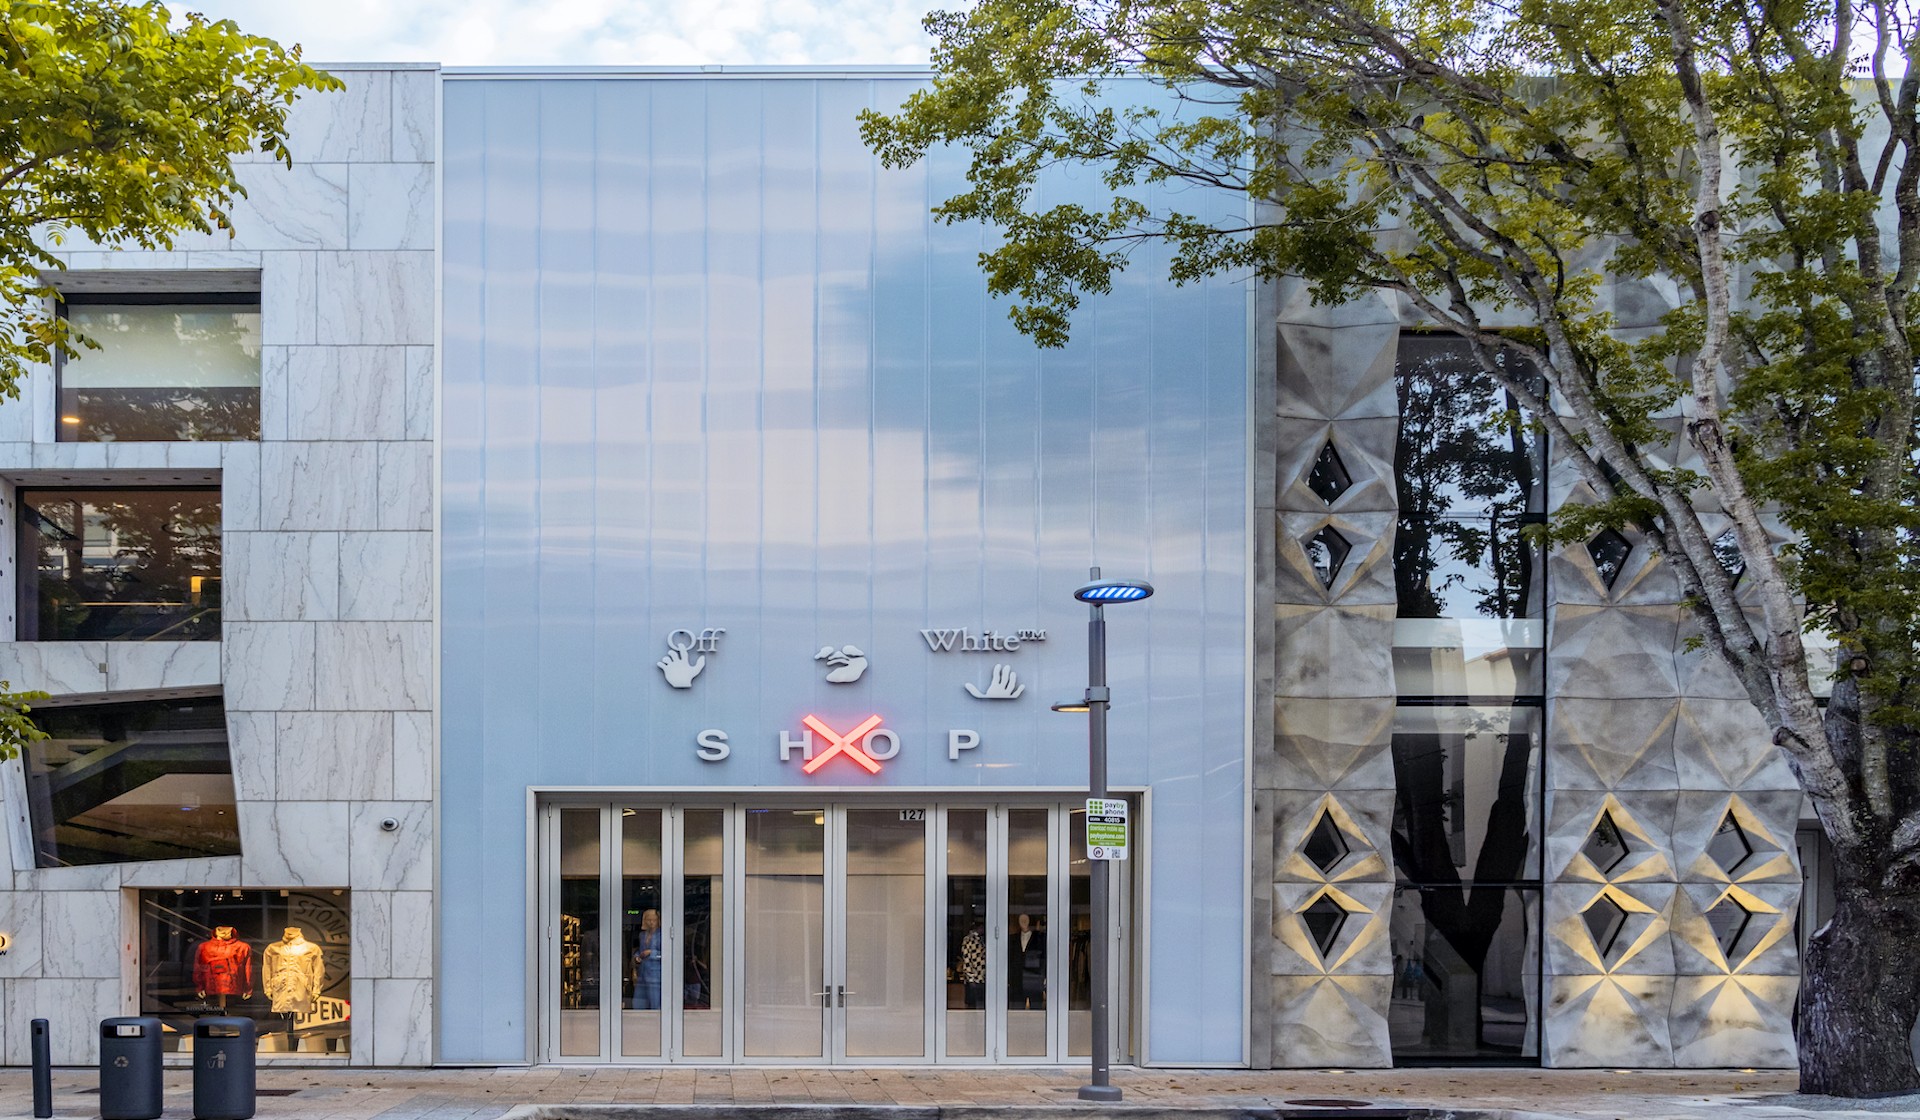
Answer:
(338, 533, 431, 621)
(218, 163, 350, 251)
(119, 855, 244, 889)
(403, 347, 433, 440)
(283, 346, 409, 441)
(285, 71, 393, 164)
(103, 441, 167, 469)
(388, 891, 433, 978)
(315, 622, 430, 711)
(392, 70, 436, 163)
(378, 442, 433, 530)
(166, 441, 223, 468)
(0, 643, 107, 696)
(315, 251, 434, 345)
(353, 889, 393, 977)
(105, 640, 221, 692)
(349, 801, 431, 891)
(14, 862, 120, 893)
(227, 532, 341, 621)
(350, 164, 435, 252)
(223, 621, 317, 711)
(1, 757, 31, 874)
(349, 975, 376, 1065)
(371, 977, 431, 1065)
(220, 440, 263, 531)
(260, 250, 318, 345)
(274, 711, 394, 801)
(0, 892, 44, 977)
(226, 710, 277, 801)
(259, 346, 290, 441)
(390, 711, 432, 801)
(261, 441, 380, 531)
(5, 977, 120, 1063)
(39, 890, 121, 976)
(237, 799, 350, 886)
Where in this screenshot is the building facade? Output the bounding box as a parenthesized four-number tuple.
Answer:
(0, 65, 1825, 1071)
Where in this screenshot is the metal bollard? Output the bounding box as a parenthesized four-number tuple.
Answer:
(31, 1018, 51, 1119)
(191, 1017, 257, 1120)
(98, 1017, 163, 1120)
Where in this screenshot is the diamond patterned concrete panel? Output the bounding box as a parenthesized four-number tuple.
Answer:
(1672, 792, 1800, 885)
(1269, 972, 1394, 1067)
(1671, 699, 1800, 791)
(1545, 698, 1681, 790)
(1545, 790, 1677, 883)
(1550, 536, 1684, 607)
(1546, 607, 1684, 698)
(1275, 417, 1399, 513)
(1277, 511, 1395, 604)
(1546, 882, 1676, 978)
(1544, 973, 1676, 1067)
(1273, 603, 1396, 699)
(1272, 788, 1392, 885)
(1670, 882, 1802, 977)
(1272, 880, 1392, 976)
(1270, 696, 1395, 792)
(1669, 973, 1799, 1068)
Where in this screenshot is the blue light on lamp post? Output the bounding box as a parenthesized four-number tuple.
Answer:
(1067, 568, 1151, 1101)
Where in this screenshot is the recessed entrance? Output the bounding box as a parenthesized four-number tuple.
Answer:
(537, 800, 1132, 1064)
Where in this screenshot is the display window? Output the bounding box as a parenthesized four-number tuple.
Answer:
(140, 889, 351, 1056)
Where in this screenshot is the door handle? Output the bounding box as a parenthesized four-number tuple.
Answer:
(838, 985, 852, 1006)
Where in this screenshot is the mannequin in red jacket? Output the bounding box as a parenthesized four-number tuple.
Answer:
(194, 926, 254, 1010)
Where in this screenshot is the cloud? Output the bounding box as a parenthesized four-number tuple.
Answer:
(187, 0, 935, 66)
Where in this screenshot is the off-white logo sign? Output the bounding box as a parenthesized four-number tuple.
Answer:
(921, 628, 1045, 652)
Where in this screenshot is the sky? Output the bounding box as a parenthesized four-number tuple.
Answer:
(182, 0, 938, 67)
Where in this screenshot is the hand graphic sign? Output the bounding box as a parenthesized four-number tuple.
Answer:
(964, 663, 1025, 699)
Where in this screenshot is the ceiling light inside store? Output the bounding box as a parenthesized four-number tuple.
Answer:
(60, 415, 79, 424)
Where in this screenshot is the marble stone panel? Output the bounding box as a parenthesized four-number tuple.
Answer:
(0, 642, 108, 696)
(1672, 699, 1798, 792)
(0, 892, 44, 977)
(119, 856, 244, 889)
(237, 800, 349, 887)
(391, 71, 436, 163)
(222, 622, 316, 711)
(371, 976, 432, 1065)
(0, 388, 33, 441)
(226, 532, 341, 622)
(1543, 973, 1675, 1067)
(284, 71, 393, 163)
(274, 711, 394, 801)
(226, 711, 276, 802)
(1272, 604, 1396, 699)
(348, 801, 431, 891)
(221, 441, 262, 532)
(349, 164, 435, 252)
(1268, 973, 1393, 1067)
(389, 891, 433, 979)
(349, 975, 375, 1065)
(283, 347, 409, 441)
(260, 441, 380, 532)
(338, 533, 432, 621)
(391, 710, 433, 801)
(6, 977, 121, 1064)
(316, 622, 430, 711)
(315, 251, 434, 346)
(1546, 606, 1683, 699)
(14, 863, 120, 892)
(199, 163, 348, 251)
(105, 641, 221, 692)
(378, 442, 433, 530)
(28, 442, 111, 471)
(1270, 695, 1395, 792)
(259, 251, 318, 346)
(1545, 698, 1681, 791)
(1668, 973, 1798, 1068)
(40, 890, 122, 976)
(166, 443, 223, 470)
(104, 442, 168, 469)
(403, 347, 433, 441)
(352, 890, 392, 979)
(259, 346, 290, 442)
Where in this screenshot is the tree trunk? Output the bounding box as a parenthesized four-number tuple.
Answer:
(1798, 884, 1920, 1096)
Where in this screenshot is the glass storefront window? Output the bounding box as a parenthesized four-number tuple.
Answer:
(1396, 515, 1543, 621)
(557, 808, 601, 1057)
(1004, 808, 1049, 1057)
(619, 808, 663, 1058)
(18, 488, 221, 641)
(1389, 885, 1539, 1061)
(22, 693, 240, 867)
(1395, 333, 1545, 521)
(943, 809, 988, 1058)
(1391, 706, 1542, 882)
(1393, 619, 1544, 700)
(680, 809, 726, 1057)
(59, 299, 262, 442)
(140, 889, 351, 1055)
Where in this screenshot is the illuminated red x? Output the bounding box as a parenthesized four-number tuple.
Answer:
(801, 714, 885, 775)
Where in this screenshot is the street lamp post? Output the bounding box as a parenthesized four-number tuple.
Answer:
(1070, 566, 1152, 1103)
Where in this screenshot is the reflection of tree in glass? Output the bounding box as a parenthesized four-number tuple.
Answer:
(25, 490, 221, 640)
(1395, 339, 1540, 619)
(1390, 706, 1537, 1054)
(61, 308, 260, 442)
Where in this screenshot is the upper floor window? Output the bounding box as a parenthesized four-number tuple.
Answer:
(57, 294, 261, 441)
(17, 487, 221, 641)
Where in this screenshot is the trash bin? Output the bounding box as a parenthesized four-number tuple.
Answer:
(192, 1017, 257, 1120)
(98, 1017, 163, 1120)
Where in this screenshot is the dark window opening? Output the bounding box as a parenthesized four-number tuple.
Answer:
(18, 487, 221, 641)
(57, 294, 261, 442)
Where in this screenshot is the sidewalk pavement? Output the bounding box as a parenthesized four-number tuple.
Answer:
(3, 1064, 1917, 1120)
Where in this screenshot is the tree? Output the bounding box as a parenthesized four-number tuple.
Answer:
(860, 0, 1920, 1095)
(0, 0, 337, 393)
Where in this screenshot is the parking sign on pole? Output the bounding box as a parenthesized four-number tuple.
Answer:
(1085, 798, 1129, 860)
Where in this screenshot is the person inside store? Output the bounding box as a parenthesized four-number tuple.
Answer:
(957, 921, 987, 1008)
(630, 908, 663, 1010)
(1009, 912, 1046, 1009)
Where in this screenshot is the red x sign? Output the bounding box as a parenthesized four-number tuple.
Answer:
(800, 714, 885, 775)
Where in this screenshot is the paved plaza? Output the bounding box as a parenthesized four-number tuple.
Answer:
(4, 1064, 1918, 1120)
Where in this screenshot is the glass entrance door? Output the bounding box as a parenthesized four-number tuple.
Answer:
(540, 800, 1127, 1065)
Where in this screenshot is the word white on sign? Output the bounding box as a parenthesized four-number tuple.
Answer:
(920, 628, 1046, 652)
(1086, 798, 1129, 861)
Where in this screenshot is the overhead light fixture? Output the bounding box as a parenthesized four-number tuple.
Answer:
(1051, 701, 1090, 713)
(1073, 578, 1154, 603)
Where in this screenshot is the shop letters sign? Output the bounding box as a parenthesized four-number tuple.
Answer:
(694, 719, 981, 768)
